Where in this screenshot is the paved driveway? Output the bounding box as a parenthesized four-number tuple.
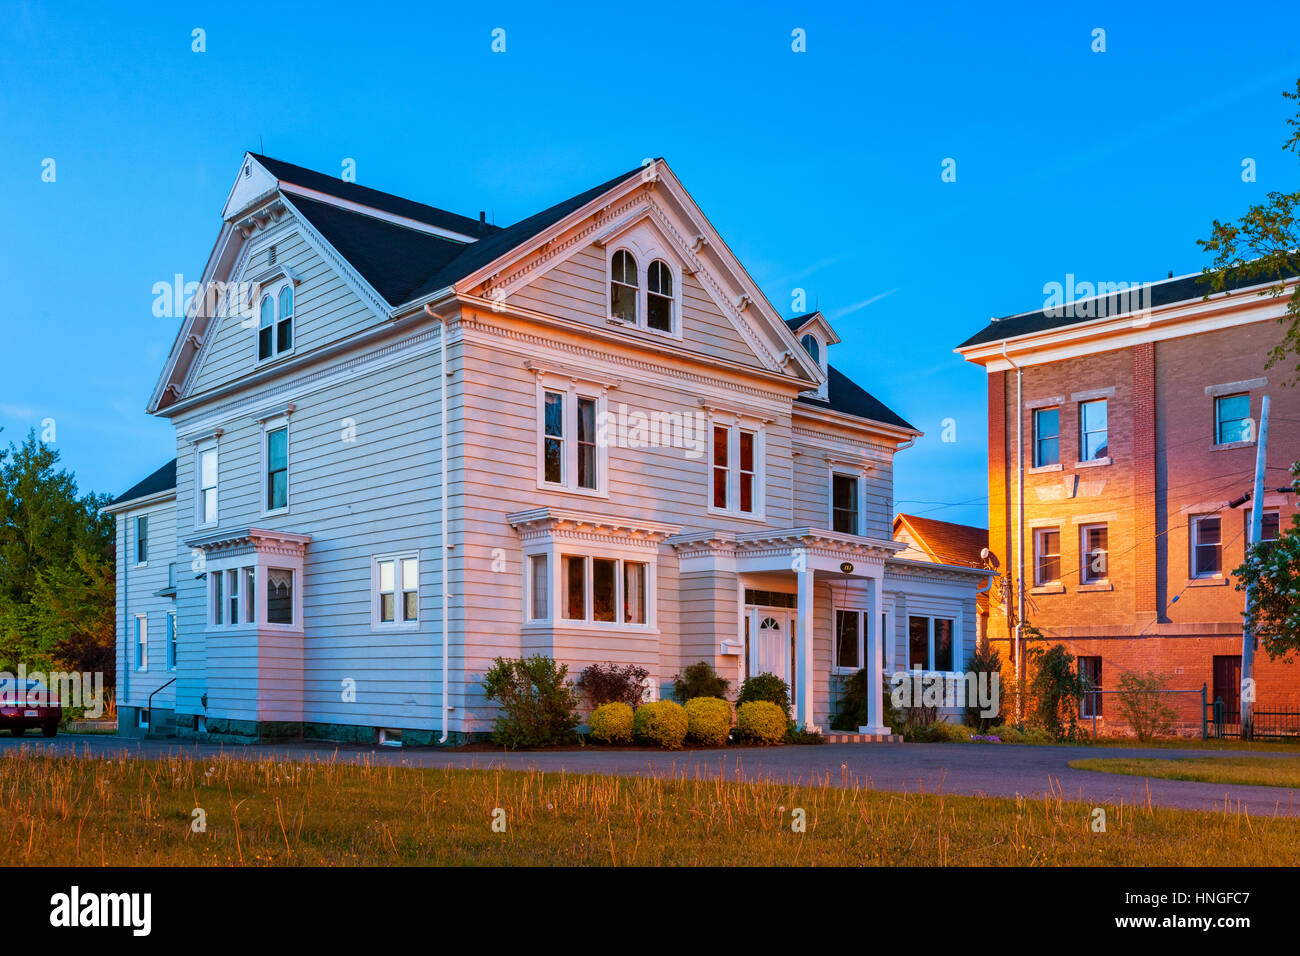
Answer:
(4, 734, 1299, 816)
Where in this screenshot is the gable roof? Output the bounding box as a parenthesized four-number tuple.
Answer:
(107, 459, 177, 508)
(893, 513, 987, 568)
(795, 365, 915, 431)
(958, 264, 1300, 350)
(250, 154, 496, 239)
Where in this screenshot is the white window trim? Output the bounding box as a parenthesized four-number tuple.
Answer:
(1077, 398, 1109, 464)
(370, 552, 421, 630)
(195, 439, 219, 529)
(906, 613, 961, 676)
(1033, 406, 1061, 468)
(1033, 526, 1062, 586)
(252, 277, 297, 367)
(260, 415, 291, 517)
(605, 237, 684, 341)
(166, 610, 177, 671)
(707, 414, 766, 522)
(534, 377, 610, 499)
(832, 606, 866, 675)
(525, 552, 551, 624)
(521, 540, 658, 632)
(1191, 513, 1224, 580)
(134, 613, 148, 671)
(1079, 522, 1109, 584)
(206, 564, 257, 631)
(827, 465, 868, 536)
(134, 514, 149, 567)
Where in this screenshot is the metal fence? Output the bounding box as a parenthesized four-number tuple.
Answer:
(1080, 685, 1209, 739)
(1206, 700, 1300, 739)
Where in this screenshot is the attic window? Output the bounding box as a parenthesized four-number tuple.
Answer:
(647, 260, 674, 332)
(257, 282, 294, 362)
(800, 334, 820, 364)
(610, 250, 638, 323)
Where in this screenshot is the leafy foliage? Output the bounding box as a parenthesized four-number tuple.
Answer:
(1115, 671, 1179, 742)
(1235, 463, 1300, 662)
(736, 672, 790, 713)
(1024, 643, 1088, 742)
(831, 669, 899, 731)
(671, 661, 729, 702)
(633, 700, 688, 749)
(481, 655, 580, 748)
(588, 702, 634, 745)
(736, 701, 786, 744)
(684, 697, 731, 746)
(577, 662, 649, 709)
(964, 638, 1004, 731)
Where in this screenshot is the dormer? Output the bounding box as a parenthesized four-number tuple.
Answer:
(786, 311, 839, 400)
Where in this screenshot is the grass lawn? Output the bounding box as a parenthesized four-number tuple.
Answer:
(1084, 738, 1300, 753)
(1071, 755, 1300, 789)
(1, 749, 1299, 865)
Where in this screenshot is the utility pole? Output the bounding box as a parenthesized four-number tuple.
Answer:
(1242, 394, 1270, 741)
(1001, 343, 1025, 723)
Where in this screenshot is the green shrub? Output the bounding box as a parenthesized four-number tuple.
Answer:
(785, 721, 825, 745)
(910, 720, 974, 743)
(1115, 671, 1179, 742)
(577, 663, 649, 709)
(964, 639, 1004, 731)
(683, 697, 731, 746)
(736, 701, 787, 744)
(482, 655, 580, 749)
(588, 702, 634, 744)
(737, 673, 790, 713)
(633, 700, 689, 749)
(831, 669, 900, 731)
(672, 662, 730, 702)
(1026, 642, 1088, 741)
(986, 723, 1053, 745)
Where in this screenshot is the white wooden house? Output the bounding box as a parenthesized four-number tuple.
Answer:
(109, 154, 988, 742)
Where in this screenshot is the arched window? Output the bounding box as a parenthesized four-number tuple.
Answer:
(647, 260, 674, 332)
(258, 295, 275, 360)
(610, 249, 638, 323)
(277, 285, 294, 353)
(800, 333, 820, 364)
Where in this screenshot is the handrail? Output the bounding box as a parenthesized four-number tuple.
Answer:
(146, 677, 177, 729)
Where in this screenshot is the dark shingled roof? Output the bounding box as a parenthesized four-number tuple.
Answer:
(785, 312, 820, 332)
(251, 154, 496, 238)
(958, 265, 1300, 350)
(796, 365, 915, 431)
(285, 163, 646, 308)
(109, 459, 176, 507)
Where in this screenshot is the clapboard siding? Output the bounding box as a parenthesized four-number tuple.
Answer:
(114, 500, 177, 710)
(791, 439, 895, 538)
(187, 220, 382, 398)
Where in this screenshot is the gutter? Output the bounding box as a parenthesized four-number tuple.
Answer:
(425, 303, 451, 744)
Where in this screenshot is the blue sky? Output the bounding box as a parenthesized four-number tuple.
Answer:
(1, 1, 1297, 525)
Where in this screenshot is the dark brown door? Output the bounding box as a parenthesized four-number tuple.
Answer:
(1212, 656, 1241, 716)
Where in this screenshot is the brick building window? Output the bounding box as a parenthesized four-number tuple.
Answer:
(1078, 656, 1102, 717)
(1191, 514, 1222, 577)
(1079, 399, 1108, 461)
(1033, 408, 1059, 466)
(1255, 510, 1281, 551)
(1034, 527, 1061, 585)
(1080, 524, 1108, 584)
(1214, 393, 1252, 444)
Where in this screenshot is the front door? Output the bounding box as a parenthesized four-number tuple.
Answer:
(748, 607, 795, 712)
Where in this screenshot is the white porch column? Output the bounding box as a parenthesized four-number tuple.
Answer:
(795, 566, 815, 728)
(864, 573, 890, 735)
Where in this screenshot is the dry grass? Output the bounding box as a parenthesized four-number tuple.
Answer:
(1071, 756, 1300, 789)
(2, 747, 1298, 866)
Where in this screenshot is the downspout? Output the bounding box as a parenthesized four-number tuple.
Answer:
(1001, 342, 1025, 722)
(425, 303, 450, 744)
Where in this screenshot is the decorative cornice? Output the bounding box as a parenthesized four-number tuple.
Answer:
(506, 507, 681, 546)
(884, 557, 995, 582)
(184, 526, 312, 557)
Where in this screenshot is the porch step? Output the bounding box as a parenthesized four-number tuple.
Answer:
(823, 732, 903, 744)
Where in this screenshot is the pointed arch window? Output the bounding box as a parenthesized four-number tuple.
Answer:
(800, 333, 820, 364)
(610, 250, 638, 323)
(647, 259, 674, 332)
(277, 285, 294, 353)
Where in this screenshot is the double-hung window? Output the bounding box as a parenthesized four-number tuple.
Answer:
(1214, 393, 1251, 445)
(527, 554, 549, 621)
(1033, 407, 1060, 466)
(1080, 523, 1108, 584)
(832, 473, 859, 534)
(1034, 527, 1061, 585)
(907, 616, 954, 672)
(1258, 511, 1281, 551)
(555, 554, 650, 627)
(539, 385, 603, 494)
(1191, 514, 1222, 578)
(374, 555, 419, 626)
(1079, 399, 1108, 461)
(209, 566, 259, 627)
(134, 614, 148, 671)
(166, 611, 177, 671)
(258, 283, 294, 361)
(197, 442, 218, 526)
(264, 420, 289, 513)
(835, 609, 861, 671)
(710, 421, 762, 517)
(135, 515, 149, 565)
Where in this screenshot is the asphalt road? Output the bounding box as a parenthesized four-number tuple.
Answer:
(4, 733, 1298, 816)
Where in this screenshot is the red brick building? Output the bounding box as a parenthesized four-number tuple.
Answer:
(957, 271, 1300, 732)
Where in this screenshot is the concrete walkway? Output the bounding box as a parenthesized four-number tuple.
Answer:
(5, 733, 1299, 817)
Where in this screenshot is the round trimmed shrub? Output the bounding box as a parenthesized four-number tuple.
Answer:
(633, 700, 689, 749)
(737, 701, 787, 745)
(589, 702, 634, 744)
(684, 697, 732, 747)
(737, 672, 791, 713)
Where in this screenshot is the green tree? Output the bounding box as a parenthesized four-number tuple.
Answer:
(0, 430, 114, 675)
(1234, 462, 1300, 662)
(1025, 642, 1087, 742)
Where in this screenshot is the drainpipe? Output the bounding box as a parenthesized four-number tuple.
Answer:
(425, 303, 451, 744)
(1001, 342, 1025, 722)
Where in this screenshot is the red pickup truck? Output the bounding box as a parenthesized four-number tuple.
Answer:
(0, 678, 60, 737)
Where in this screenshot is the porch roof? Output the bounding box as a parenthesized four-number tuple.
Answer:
(667, 527, 903, 565)
(184, 526, 312, 558)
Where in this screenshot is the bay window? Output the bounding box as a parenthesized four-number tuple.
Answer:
(537, 551, 653, 628)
